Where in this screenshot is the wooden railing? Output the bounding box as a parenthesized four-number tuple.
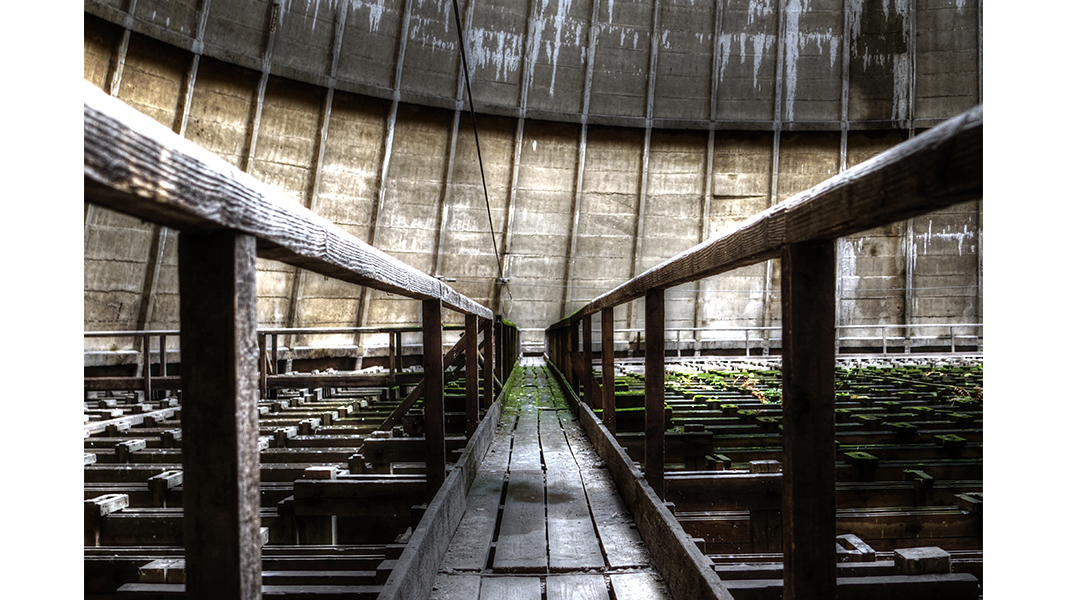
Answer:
(84, 81, 500, 599)
(546, 104, 982, 600)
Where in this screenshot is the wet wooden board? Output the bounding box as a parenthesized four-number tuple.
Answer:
(545, 574, 610, 600)
(558, 416, 652, 569)
(429, 574, 481, 600)
(478, 576, 541, 600)
(492, 469, 548, 572)
(610, 572, 673, 600)
(539, 410, 605, 572)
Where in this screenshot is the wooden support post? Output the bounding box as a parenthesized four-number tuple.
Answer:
(178, 231, 261, 600)
(388, 332, 397, 399)
(568, 321, 580, 394)
(645, 288, 666, 499)
(582, 314, 599, 409)
(159, 333, 168, 378)
(482, 317, 494, 410)
(141, 333, 152, 400)
(423, 299, 445, 498)
(601, 307, 616, 434)
(465, 313, 479, 438)
(781, 240, 837, 600)
(494, 315, 504, 385)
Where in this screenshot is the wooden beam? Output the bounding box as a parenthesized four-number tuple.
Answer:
(465, 314, 479, 438)
(422, 298, 445, 498)
(780, 240, 837, 600)
(552, 104, 982, 324)
(645, 288, 666, 499)
(83, 84, 492, 320)
(601, 306, 615, 434)
(178, 230, 261, 599)
(379, 332, 471, 432)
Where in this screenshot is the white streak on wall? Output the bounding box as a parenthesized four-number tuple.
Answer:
(748, 0, 775, 25)
(469, 27, 525, 81)
(839, 239, 859, 324)
(916, 220, 974, 257)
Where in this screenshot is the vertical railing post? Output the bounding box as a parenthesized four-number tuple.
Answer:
(259, 333, 268, 400)
(745, 328, 750, 356)
(781, 240, 837, 600)
(465, 313, 479, 439)
(882, 326, 888, 355)
(159, 333, 168, 379)
(950, 325, 956, 353)
(494, 315, 504, 387)
(601, 307, 616, 435)
(482, 317, 494, 410)
(178, 231, 261, 600)
(388, 331, 397, 399)
(582, 314, 599, 408)
(142, 333, 152, 401)
(423, 299, 445, 498)
(645, 288, 666, 499)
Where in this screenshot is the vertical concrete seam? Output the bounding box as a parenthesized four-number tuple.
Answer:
(357, 0, 416, 339)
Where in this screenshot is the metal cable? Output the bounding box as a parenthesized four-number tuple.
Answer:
(449, 0, 511, 312)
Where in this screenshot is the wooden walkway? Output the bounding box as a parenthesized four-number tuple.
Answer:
(430, 358, 673, 600)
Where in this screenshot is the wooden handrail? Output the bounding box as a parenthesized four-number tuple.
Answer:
(549, 104, 982, 329)
(83, 82, 491, 320)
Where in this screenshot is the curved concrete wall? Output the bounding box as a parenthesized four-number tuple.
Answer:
(83, 0, 982, 353)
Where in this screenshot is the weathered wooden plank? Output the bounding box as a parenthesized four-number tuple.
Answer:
(549, 362, 734, 600)
(780, 240, 837, 600)
(610, 572, 673, 600)
(429, 574, 482, 600)
(478, 576, 541, 600)
(83, 83, 490, 320)
(540, 411, 605, 572)
(493, 469, 548, 573)
(546, 574, 610, 600)
(554, 105, 982, 324)
(177, 231, 261, 599)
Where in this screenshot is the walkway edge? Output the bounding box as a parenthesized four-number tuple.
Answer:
(378, 365, 521, 600)
(546, 359, 736, 600)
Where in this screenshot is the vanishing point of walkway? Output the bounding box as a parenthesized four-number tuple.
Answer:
(429, 357, 673, 600)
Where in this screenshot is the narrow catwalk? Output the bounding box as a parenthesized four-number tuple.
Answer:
(430, 357, 673, 599)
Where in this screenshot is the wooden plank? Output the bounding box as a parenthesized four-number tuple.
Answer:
(83, 83, 491, 320)
(645, 289, 666, 499)
(551, 362, 734, 600)
(546, 574, 610, 600)
(423, 299, 446, 498)
(177, 231, 261, 599)
(429, 574, 481, 600)
(557, 415, 651, 570)
(610, 572, 672, 600)
(493, 469, 547, 573)
(780, 240, 837, 600)
(478, 577, 540, 600)
(553, 105, 982, 324)
(540, 410, 605, 572)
